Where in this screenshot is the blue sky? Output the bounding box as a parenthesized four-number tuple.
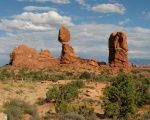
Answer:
(0, 0, 150, 66)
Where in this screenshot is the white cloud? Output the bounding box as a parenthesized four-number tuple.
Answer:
(76, 1, 126, 14)
(118, 18, 130, 25)
(0, 11, 74, 31)
(0, 19, 52, 31)
(17, 0, 70, 4)
(76, 0, 84, 4)
(92, 3, 126, 14)
(23, 6, 57, 11)
(133, 27, 150, 33)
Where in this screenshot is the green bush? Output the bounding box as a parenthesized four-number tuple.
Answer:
(80, 71, 91, 79)
(54, 102, 96, 119)
(134, 78, 150, 106)
(46, 83, 79, 103)
(36, 97, 46, 105)
(55, 100, 69, 114)
(46, 86, 59, 102)
(76, 103, 96, 120)
(62, 112, 85, 120)
(141, 112, 150, 120)
(102, 73, 138, 119)
(4, 98, 39, 120)
(100, 69, 112, 75)
(64, 71, 73, 76)
(44, 112, 85, 120)
(59, 84, 79, 102)
(70, 80, 85, 89)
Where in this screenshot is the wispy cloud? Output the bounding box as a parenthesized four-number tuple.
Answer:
(76, 0, 126, 14)
(23, 6, 57, 11)
(92, 3, 126, 14)
(17, 0, 70, 4)
(118, 18, 130, 25)
(76, 0, 90, 7)
(142, 11, 150, 19)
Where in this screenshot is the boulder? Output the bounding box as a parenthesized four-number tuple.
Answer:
(58, 25, 70, 43)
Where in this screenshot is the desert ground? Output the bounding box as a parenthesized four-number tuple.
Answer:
(0, 67, 150, 120)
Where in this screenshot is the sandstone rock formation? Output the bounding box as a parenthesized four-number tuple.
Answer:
(108, 32, 129, 67)
(58, 25, 70, 43)
(10, 45, 58, 68)
(58, 25, 82, 64)
(9, 45, 37, 67)
(37, 49, 58, 68)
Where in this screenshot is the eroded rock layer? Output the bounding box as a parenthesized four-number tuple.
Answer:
(108, 32, 129, 69)
(10, 45, 58, 68)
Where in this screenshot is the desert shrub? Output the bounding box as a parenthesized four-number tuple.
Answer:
(59, 84, 79, 102)
(0, 68, 15, 79)
(80, 71, 91, 79)
(55, 100, 69, 114)
(4, 98, 39, 120)
(131, 69, 141, 74)
(141, 112, 150, 120)
(62, 112, 85, 120)
(54, 102, 96, 120)
(102, 73, 138, 119)
(72, 102, 96, 120)
(64, 71, 73, 76)
(46, 83, 79, 103)
(44, 112, 85, 120)
(82, 98, 100, 104)
(134, 78, 150, 106)
(70, 79, 85, 89)
(100, 69, 112, 75)
(46, 86, 59, 102)
(36, 97, 46, 105)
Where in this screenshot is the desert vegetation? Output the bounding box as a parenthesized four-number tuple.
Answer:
(0, 66, 149, 120)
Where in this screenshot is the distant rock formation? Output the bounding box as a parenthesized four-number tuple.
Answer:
(58, 25, 82, 64)
(108, 32, 128, 67)
(9, 26, 133, 74)
(10, 45, 58, 68)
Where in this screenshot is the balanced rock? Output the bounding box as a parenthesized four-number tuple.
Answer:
(108, 32, 129, 67)
(58, 25, 82, 64)
(58, 25, 70, 44)
(10, 45, 58, 68)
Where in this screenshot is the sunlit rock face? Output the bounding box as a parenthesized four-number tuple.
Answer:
(108, 32, 128, 67)
(9, 45, 59, 68)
